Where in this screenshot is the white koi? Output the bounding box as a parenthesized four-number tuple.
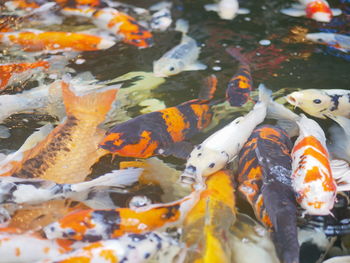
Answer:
(181, 84, 269, 183)
(153, 19, 206, 77)
(204, 0, 250, 20)
(306, 32, 350, 53)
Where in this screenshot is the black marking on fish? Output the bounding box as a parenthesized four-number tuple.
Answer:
(92, 210, 121, 235)
(330, 94, 343, 111)
(82, 234, 103, 242)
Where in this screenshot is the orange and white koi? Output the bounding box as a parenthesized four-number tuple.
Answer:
(44, 187, 204, 241)
(0, 60, 49, 91)
(0, 228, 70, 263)
(181, 85, 270, 183)
(4, 0, 41, 11)
(0, 30, 115, 52)
(281, 0, 341, 22)
(40, 232, 181, 263)
(237, 125, 299, 263)
(61, 7, 153, 48)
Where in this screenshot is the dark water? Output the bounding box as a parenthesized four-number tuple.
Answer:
(1, 0, 350, 261)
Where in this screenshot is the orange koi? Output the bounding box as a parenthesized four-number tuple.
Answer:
(44, 188, 203, 241)
(0, 30, 115, 52)
(0, 60, 49, 91)
(3, 82, 118, 230)
(225, 47, 253, 107)
(237, 125, 299, 263)
(182, 170, 236, 263)
(61, 7, 154, 48)
(99, 76, 217, 159)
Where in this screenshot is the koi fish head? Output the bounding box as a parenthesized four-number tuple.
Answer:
(305, 0, 332, 22)
(218, 0, 239, 20)
(297, 187, 336, 215)
(286, 90, 331, 119)
(182, 145, 229, 183)
(153, 58, 185, 77)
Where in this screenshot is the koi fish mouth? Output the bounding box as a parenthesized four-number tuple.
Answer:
(285, 95, 299, 109)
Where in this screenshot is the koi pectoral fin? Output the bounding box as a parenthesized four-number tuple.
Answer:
(158, 141, 194, 159)
(183, 62, 207, 71)
(280, 8, 306, 17)
(331, 8, 342, 16)
(204, 4, 219, 12)
(237, 8, 250, 15)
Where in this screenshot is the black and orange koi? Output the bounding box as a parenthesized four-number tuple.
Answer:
(225, 47, 253, 107)
(99, 75, 217, 159)
(237, 125, 299, 263)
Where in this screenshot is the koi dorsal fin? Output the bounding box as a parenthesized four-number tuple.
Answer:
(198, 74, 218, 101)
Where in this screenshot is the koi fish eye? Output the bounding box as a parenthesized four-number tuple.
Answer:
(169, 66, 175, 71)
(313, 99, 322, 104)
(209, 163, 215, 168)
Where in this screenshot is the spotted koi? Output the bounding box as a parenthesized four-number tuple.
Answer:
(291, 115, 337, 215)
(40, 232, 180, 263)
(0, 60, 49, 91)
(0, 30, 115, 52)
(61, 7, 153, 48)
(237, 125, 299, 263)
(99, 77, 217, 159)
(225, 47, 253, 107)
(44, 188, 203, 241)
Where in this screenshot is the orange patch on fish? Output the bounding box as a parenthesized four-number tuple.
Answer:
(190, 104, 211, 129)
(306, 0, 332, 18)
(161, 108, 189, 141)
(293, 136, 328, 156)
(307, 201, 325, 209)
(304, 166, 323, 183)
(99, 249, 118, 263)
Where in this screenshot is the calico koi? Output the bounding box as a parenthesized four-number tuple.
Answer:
(237, 125, 299, 263)
(40, 232, 180, 263)
(181, 84, 270, 183)
(225, 47, 253, 107)
(0, 60, 49, 91)
(0, 30, 115, 52)
(61, 7, 153, 48)
(99, 75, 217, 160)
(281, 0, 342, 22)
(44, 188, 203, 241)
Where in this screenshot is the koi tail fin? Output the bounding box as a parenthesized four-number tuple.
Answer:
(198, 74, 218, 101)
(175, 19, 189, 35)
(262, 182, 300, 263)
(258, 84, 300, 137)
(69, 168, 143, 209)
(62, 81, 118, 122)
(226, 46, 249, 64)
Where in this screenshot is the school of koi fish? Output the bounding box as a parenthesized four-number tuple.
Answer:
(0, 0, 349, 262)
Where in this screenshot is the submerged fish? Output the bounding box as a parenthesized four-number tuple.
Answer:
(61, 7, 153, 48)
(150, 6, 172, 32)
(280, 0, 342, 22)
(44, 187, 203, 241)
(181, 84, 270, 183)
(225, 47, 253, 107)
(99, 77, 217, 160)
(182, 170, 236, 263)
(204, 0, 250, 20)
(40, 232, 180, 263)
(306, 32, 350, 53)
(237, 125, 299, 263)
(0, 30, 115, 52)
(153, 19, 206, 77)
(286, 89, 350, 119)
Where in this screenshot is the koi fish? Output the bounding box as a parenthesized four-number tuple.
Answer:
(0, 229, 70, 263)
(4, 81, 118, 231)
(225, 47, 253, 107)
(181, 84, 270, 183)
(237, 125, 299, 263)
(99, 75, 217, 160)
(286, 89, 350, 119)
(204, 0, 250, 20)
(0, 60, 49, 91)
(306, 33, 350, 53)
(0, 168, 142, 208)
(4, 0, 41, 10)
(61, 7, 153, 48)
(44, 188, 203, 241)
(182, 170, 236, 263)
(40, 232, 180, 263)
(0, 30, 115, 52)
(153, 19, 206, 77)
(150, 7, 172, 32)
(280, 0, 342, 22)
